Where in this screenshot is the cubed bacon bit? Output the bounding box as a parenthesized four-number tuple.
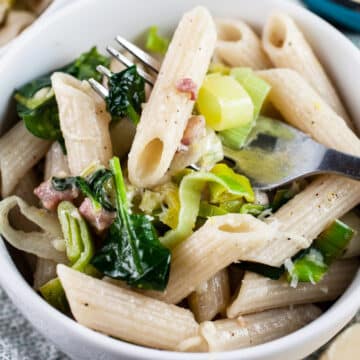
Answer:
(175, 78, 198, 101)
(79, 198, 116, 232)
(34, 180, 79, 212)
(181, 115, 206, 146)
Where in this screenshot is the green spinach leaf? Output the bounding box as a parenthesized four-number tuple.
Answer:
(106, 65, 145, 124)
(91, 157, 171, 291)
(15, 47, 110, 147)
(52, 168, 115, 212)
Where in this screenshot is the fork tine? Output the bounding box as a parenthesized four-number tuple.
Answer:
(88, 78, 109, 98)
(97, 65, 113, 78)
(107, 46, 156, 85)
(115, 35, 161, 73)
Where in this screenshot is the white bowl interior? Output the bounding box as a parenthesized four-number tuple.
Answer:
(0, 0, 359, 359)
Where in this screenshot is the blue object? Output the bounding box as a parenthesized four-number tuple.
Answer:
(303, 0, 360, 32)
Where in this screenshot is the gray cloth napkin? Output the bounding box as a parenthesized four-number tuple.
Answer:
(0, 1, 359, 359)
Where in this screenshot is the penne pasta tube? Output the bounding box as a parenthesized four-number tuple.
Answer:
(0, 196, 66, 263)
(257, 69, 360, 154)
(196, 305, 321, 352)
(44, 142, 70, 179)
(215, 18, 272, 69)
(146, 214, 274, 304)
(246, 176, 360, 266)
(0, 10, 35, 46)
(10, 169, 40, 233)
(341, 212, 360, 258)
(23, 0, 52, 15)
(33, 258, 57, 290)
(12, 168, 39, 206)
(262, 12, 351, 126)
(188, 268, 230, 322)
(110, 119, 136, 159)
(57, 265, 199, 351)
(33, 141, 70, 288)
(227, 259, 359, 318)
(52, 73, 112, 175)
(320, 323, 360, 360)
(128, 6, 217, 188)
(244, 69, 360, 266)
(0, 121, 50, 197)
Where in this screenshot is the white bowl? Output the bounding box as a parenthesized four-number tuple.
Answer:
(0, 0, 359, 359)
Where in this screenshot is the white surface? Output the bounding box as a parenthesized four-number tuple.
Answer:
(0, 0, 359, 359)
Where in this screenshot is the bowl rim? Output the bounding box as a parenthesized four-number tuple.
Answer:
(0, 0, 359, 359)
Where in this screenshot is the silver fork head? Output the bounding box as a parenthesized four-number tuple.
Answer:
(223, 117, 328, 190)
(89, 37, 160, 99)
(115, 35, 161, 73)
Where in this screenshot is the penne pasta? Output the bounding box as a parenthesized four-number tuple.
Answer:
(0, 121, 50, 197)
(44, 142, 70, 179)
(0, 10, 35, 46)
(23, 0, 52, 15)
(188, 268, 230, 322)
(33, 258, 57, 290)
(341, 212, 360, 258)
(257, 69, 360, 154)
(0, 7, 358, 352)
(319, 324, 360, 360)
(215, 18, 272, 69)
(0, 196, 66, 263)
(52, 73, 112, 175)
(12, 168, 39, 206)
(246, 176, 360, 266)
(227, 259, 359, 318)
(197, 305, 321, 352)
(10, 169, 40, 233)
(33, 141, 69, 288)
(146, 214, 274, 304)
(58, 265, 199, 351)
(110, 119, 136, 159)
(262, 12, 352, 126)
(244, 69, 360, 266)
(128, 6, 217, 188)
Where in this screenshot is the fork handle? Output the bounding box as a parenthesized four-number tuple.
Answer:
(319, 149, 360, 180)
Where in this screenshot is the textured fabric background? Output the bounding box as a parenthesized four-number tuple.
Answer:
(0, 1, 359, 359)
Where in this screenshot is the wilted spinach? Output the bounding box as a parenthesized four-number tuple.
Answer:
(15, 47, 110, 148)
(106, 65, 145, 124)
(52, 168, 115, 212)
(91, 157, 171, 291)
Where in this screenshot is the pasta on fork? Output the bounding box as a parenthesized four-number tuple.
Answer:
(0, 5, 359, 354)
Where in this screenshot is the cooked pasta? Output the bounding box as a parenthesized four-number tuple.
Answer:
(52, 73, 112, 175)
(198, 305, 321, 351)
(44, 142, 70, 179)
(262, 12, 352, 126)
(33, 258, 57, 290)
(0, 196, 66, 262)
(244, 69, 360, 266)
(0, 6, 358, 354)
(0, 121, 50, 197)
(127, 6, 217, 187)
(227, 259, 359, 318)
(215, 18, 272, 69)
(0, 10, 35, 46)
(58, 265, 199, 351)
(146, 214, 274, 304)
(188, 268, 230, 322)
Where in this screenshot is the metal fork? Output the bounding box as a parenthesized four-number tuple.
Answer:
(89, 36, 159, 98)
(88, 36, 360, 191)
